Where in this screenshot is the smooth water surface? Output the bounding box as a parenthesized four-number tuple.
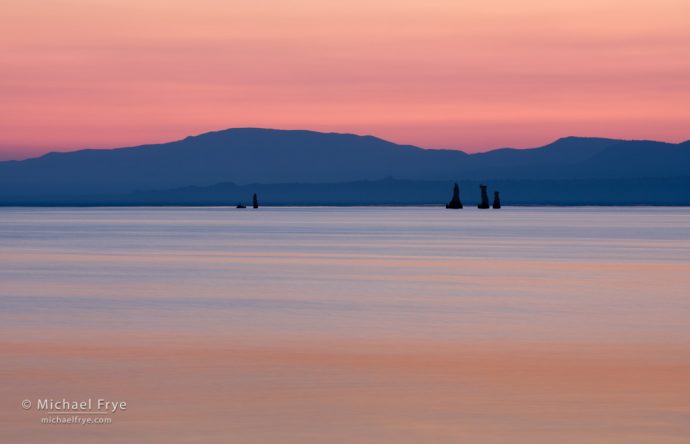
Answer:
(1, 207, 689, 443)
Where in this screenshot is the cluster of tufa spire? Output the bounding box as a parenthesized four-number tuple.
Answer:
(446, 183, 500, 209)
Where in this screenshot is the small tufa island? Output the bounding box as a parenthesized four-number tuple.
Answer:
(445, 183, 501, 209)
(237, 193, 259, 209)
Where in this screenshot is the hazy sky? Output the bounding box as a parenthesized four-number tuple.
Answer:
(2, 0, 689, 159)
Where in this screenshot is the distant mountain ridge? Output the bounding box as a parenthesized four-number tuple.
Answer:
(1, 128, 689, 205)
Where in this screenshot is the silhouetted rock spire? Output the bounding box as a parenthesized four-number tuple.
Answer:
(252, 193, 259, 209)
(478, 185, 490, 209)
(446, 183, 463, 209)
(493, 191, 501, 209)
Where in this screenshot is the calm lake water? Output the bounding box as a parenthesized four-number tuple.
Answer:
(1, 207, 689, 443)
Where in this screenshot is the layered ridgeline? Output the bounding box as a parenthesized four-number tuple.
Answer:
(1, 128, 689, 205)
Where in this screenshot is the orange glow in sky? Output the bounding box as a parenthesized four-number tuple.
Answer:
(1, 0, 689, 159)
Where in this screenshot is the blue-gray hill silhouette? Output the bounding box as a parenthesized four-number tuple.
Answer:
(0, 128, 688, 205)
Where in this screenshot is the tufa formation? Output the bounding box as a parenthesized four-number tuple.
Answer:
(446, 183, 463, 209)
(493, 191, 501, 209)
(478, 185, 490, 209)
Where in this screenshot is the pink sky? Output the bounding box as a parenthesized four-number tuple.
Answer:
(1, 0, 689, 160)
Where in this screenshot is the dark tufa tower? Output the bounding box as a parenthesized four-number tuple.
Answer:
(252, 193, 259, 209)
(478, 185, 490, 209)
(493, 191, 501, 209)
(446, 183, 463, 209)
